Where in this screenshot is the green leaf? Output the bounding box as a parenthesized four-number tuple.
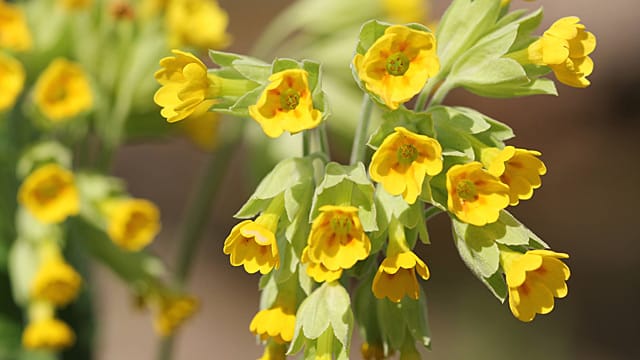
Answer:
(475, 116, 514, 148)
(302, 60, 321, 93)
(431, 106, 492, 159)
(272, 58, 301, 74)
(355, 20, 390, 55)
(16, 141, 72, 179)
(493, 211, 533, 246)
(231, 60, 271, 84)
(7, 238, 39, 306)
(367, 108, 434, 149)
(402, 292, 431, 349)
(464, 76, 557, 98)
(376, 299, 407, 349)
(484, 270, 508, 302)
(451, 218, 500, 278)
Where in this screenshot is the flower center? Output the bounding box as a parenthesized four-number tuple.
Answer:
(385, 52, 410, 76)
(280, 88, 300, 111)
(456, 179, 478, 201)
(330, 215, 352, 236)
(397, 143, 418, 165)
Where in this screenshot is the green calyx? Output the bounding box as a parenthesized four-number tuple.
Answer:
(280, 88, 301, 111)
(456, 179, 478, 201)
(385, 52, 410, 76)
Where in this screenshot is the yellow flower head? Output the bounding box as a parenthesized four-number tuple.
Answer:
(18, 164, 80, 224)
(0, 52, 25, 111)
(305, 205, 371, 272)
(154, 49, 220, 123)
(248, 69, 322, 138)
(0, 1, 32, 51)
(31, 258, 82, 306)
(301, 247, 343, 283)
(501, 249, 570, 322)
(34, 58, 93, 122)
(59, 0, 93, 10)
(354, 25, 439, 109)
(166, 0, 230, 50)
(259, 341, 287, 360)
(22, 318, 75, 350)
(362, 342, 387, 360)
(103, 198, 161, 252)
(180, 110, 221, 151)
(528, 16, 596, 88)
(483, 146, 547, 206)
(372, 250, 430, 303)
(153, 295, 198, 336)
(223, 219, 280, 275)
(369, 127, 443, 204)
(249, 305, 296, 344)
(381, 0, 426, 23)
(446, 162, 509, 226)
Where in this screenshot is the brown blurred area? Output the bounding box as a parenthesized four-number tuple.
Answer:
(94, 0, 640, 359)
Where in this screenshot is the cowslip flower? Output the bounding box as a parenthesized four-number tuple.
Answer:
(33, 58, 93, 121)
(31, 258, 82, 306)
(446, 162, 509, 226)
(501, 249, 570, 322)
(0, 1, 32, 51)
(372, 250, 430, 303)
(482, 146, 547, 205)
(153, 295, 198, 336)
(301, 247, 343, 283)
(103, 198, 161, 252)
(248, 69, 322, 138)
(528, 17, 596, 88)
(369, 127, 443, 204)
(0, 52, 25, 111)
(18, 164, 80, 224)
(249, 305, 296, 344)
(22, 318, 75, 350)
(223, 210, 281, 274)
(381, 0, 426, 23)
(166, 0, 230, 50)
(353, 25, 439, 109)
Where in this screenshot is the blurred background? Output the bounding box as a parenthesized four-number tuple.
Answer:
(93, 0, 640, 359)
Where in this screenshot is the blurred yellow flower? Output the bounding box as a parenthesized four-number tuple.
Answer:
(248, 69, 322, 138)
(354, 25, 439, 109)
(22, 318, 75, 350)
(528, 16, 596, 88)
(501, 249, 570, 322)
(249, 305, 296, 344)
(153, 295, 198, 336)
(31, 258, 82, 306)
(60, 0, 93, 10)
(18, 163, 80, 224)
(223, 218, 280, 275)
(180, 110, 221, 151)
(381, 0, 426, 23)
(372, 250, 430, 303)
(34, 58, 93, 121)
(483, 146, 547, 205)
(166, 0, 230, 50)
(446, 162, 509, 226)
(0, 1, 32, 51)
(301, 247, 343, 283)
(103, 198, 161, 252)
(259, 341, 287, 360)
(369, 127, 442, 204)
(0, 52, 25, 111)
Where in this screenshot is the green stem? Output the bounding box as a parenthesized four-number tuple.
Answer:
(318, 123, 331, 159)
(350, 95, 373, 165)
(427, 80, 453, 108)
(414, 74, 441, 112)
(303, 130, 311, 156)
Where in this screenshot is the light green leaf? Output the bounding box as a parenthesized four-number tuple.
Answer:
(16, 141, 72, 179)
(259, 273, 278, 309)
(484, 270, 508, 302)
(492, 211, 532, 246)
(8, 238, 39, 306)
(451, 218, 500, 278)
(367, 108, 434, 149)
(302, 60, 321, 93)
(475, 116, 514, 148)
(376, 299, 407, 349)
(402, 293, 431, 349)
(209, 50, 244, 67)
(272, 58, 301, 74)
(464, 76, 557, 98)
(231, 60, 271, 84)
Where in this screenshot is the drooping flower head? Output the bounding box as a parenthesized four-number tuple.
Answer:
(22, 318, 75, 350)
(153, 295, 198, 336)
(0, 52, 25, 111)
(354, 25, 439, 109)
(166, 0, 230, 50)
(528, 16, 596, 88)
(103, 198, 161, 252)
(31, 258, 82, 306)
(249, 305, 296, 344)
(483, 146, 547, 205)
(446, 162, 509, 226)
(33, 58, 93, 122)
(501, 249, 570, 322)
(373, 250, 430, 303)
(301, 247, 343, 283)
(18, 163, 80, 224)
(0, 1, 32, 51)
(369, 127, 443, 204)
(223, 216, 280, 275)
(248, 69, 322, 138)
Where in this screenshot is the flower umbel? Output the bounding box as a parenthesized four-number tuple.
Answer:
(18, 164, 80, 224)
(31, 258, 82, 306)
(249, 305, 296, 344)
(354, 25, 439, 109)
(0, 52, 25, 111)
(103, 198, 161, 252)
(22, 318, 75, 350)
(0, 1, 32, 51)
(369, 127, 443, 204)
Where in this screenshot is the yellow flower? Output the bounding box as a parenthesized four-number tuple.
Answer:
(33, 58, 93, 121)
(248, 69, 322, 138)
(103, 198, 161, 252)
(223, 219, 280, 275)
(0, 1, 32, 51)
(353, 25, 439, 109)
(31, 258, 82, 306)
(446, 162, 510, 226)
(528, 17, 596, 88)
(301, 247, 343, 283)
(60, 0, 93, 10)
(153, 295, 198, 336)
(369, 127, 443, 204)
(179, 110, 221, 151)
(381, 0, 426, 23)
(0, 52, 25, 111)
(154, 49, 220, 123)
(362, 342, 387, 360)
(483, 146, 547, 205)
(166, 0, 230, 50)
(372, 250, 430, 303)
(18, 164, 80, 224)
(22, 318, 75, 350)
(501, 249, 570, 322)
(258, 341, 287, 360)
(249, 305, 296, 344)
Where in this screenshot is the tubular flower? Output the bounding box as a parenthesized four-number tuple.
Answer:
(0, 52, 25, 111)
(153, 295, 198, 336)
(248, 69, 322, 138)
(103, 198, 161, 252)
(304, 205, 371, 273)
(249, 305, 296, 344)
(446, 162, 510, 226)
(301, 247, 343, 283)
(372, 250, 430, 303)
(362, 342, 387, 360)
(528, 16, 596, 88)
(381, 0, 426, 23)
(166, 0, 230, 50)
(31, 258, 82, 306)
(0, 1, 32, 51)
(18, 164, 80, 224)
(33, 58, 93, 121)
(369, 127, 443, 204)
(223, 217, 280, 275)
(353, 25, 439, 109)
(482, 146, 547, 206)
(501, 249, 570, 322)
(22, 318, 75, 350)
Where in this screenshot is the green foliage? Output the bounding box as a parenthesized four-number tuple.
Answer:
(367, 107, 434, 149)
(376, 292, 431, 351)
